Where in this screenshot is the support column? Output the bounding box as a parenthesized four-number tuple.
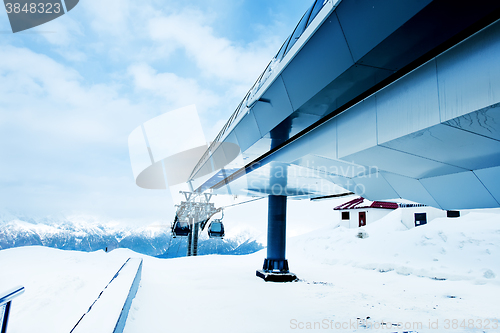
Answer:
(192, 222, 199, 256)
(256, 195, 297, 282)
(264, 195, 288, 270)
(256, 118, 297, 282)
(186, 232, 192, 257)
(186, 217, 193, 257)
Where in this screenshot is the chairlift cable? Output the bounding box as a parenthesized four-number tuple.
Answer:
(164, 228, 173, 258)
(174, 237, 182, 257)
(222, 197, 264, 209)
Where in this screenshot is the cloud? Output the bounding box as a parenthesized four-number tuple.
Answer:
(0, 0, 306, 223)
(127, 63, 220, 114)
(148, 10, 277, 83)
(0, 46, 137, 144)
(83, 0, 135, 37)
(0, 45, 172, 221)
(40, 14, 84, 46)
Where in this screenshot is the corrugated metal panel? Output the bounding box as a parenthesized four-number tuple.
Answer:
(370, 201, 399, 209)
(334, 197, 398, 210)
(334, 197, 364, 210)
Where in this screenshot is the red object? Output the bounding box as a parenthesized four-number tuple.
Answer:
(359, 212, 366, 226)
(334, 197, 398, 210)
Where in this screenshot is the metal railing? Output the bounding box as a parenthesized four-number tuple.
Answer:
(0, 286, 25, 333)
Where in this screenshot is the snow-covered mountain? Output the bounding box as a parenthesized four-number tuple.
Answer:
(0, 213, 264, 257)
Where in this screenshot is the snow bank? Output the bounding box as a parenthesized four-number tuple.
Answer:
(72, 258, 142, 333)
(288, 209, 500, 283)
(0, 247, 133, 333)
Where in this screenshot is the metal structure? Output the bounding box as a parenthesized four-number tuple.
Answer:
(0, 286, 24, 333)
(129, 0, 500, 281)
(171, 191, 223, 256)
(184, 0, 500, 281)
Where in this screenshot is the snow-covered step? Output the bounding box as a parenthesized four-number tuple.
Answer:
(70, 258, 142, 333)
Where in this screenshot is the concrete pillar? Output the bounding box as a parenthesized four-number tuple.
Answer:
(192, 222, 199, 256)
(266, 195, 287, 262)
(256, 118, 297, 281)
(186, 217, 193, 257)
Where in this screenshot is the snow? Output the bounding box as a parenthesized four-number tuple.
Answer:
(123, 209, 500, 333)
(1, 209, 499, 332)
(72, 258, 142, 333)
(290, 209, 500, 282)
(0, 247, 133, 333)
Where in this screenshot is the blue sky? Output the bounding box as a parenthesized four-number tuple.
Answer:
(0, 0, 312, 223)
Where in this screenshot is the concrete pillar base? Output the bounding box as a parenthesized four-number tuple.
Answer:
(256, 270, 297, 282)
(262, 258, 290, 272)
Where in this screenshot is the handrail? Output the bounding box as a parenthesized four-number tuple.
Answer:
(0, 286, 24, 307)
(1, 286, 24, 333)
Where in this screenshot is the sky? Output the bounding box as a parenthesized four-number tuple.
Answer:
(0, 0, 316, 225)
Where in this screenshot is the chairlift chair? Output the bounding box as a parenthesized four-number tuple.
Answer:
(172, 220, 191, 237)
(207, 219, 225, 239)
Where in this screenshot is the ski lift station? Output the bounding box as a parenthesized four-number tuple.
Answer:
(129, 0, 500, 282)
(4, 1, 500, 333)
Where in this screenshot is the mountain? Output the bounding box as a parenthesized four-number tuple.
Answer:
(0, 214, 264, 257)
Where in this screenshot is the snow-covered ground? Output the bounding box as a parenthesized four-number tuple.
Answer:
(0, 247, 133, 333)
(1, 209, 499, 332)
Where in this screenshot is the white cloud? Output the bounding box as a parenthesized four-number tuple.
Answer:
(83, 0, 134, 37)
(148, 10, 277, 83)
(0, 0, 305, 223)
(40, 14, 84, 46)
(0, 45, 171, 220)
(0, 46, 135, 145)
(127, 63, 220, 114)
